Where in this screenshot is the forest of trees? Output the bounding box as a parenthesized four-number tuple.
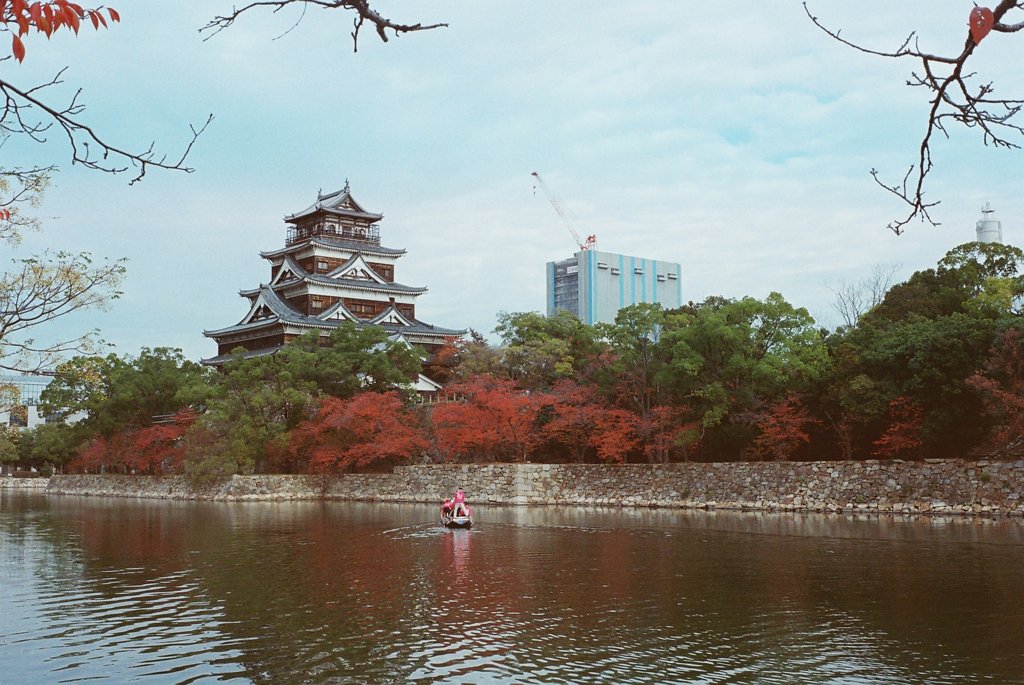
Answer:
(3, 239, 1023, 478)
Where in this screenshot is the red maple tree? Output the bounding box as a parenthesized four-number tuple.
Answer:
(289, 392, 429, 473)
(872, 395, 924, 459)
(639, 405, 699, 464)
(68, 410, 195, 474)
(69, 434, 114, 473)
(967, 328, 1024, 456)
(540, 381, 641, 463)
(431, 375, 545, 462)
(747, 394, 818, 461)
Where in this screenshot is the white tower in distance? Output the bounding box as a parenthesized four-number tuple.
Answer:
(976, 202, 1003, 244)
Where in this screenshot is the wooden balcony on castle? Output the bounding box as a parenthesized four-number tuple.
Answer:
(287, 222, 381, 247)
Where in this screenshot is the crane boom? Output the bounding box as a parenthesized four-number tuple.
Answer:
(531, 171, 596, 251)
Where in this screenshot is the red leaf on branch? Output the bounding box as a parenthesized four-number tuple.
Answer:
(11, 33, 25, 62)
(107, 6, 118, 22)
(970, 6, 994, 44)
(64, 4, 79, 32)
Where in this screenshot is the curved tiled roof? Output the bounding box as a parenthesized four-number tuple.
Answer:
(241, 275, 426, 298)
(205, 284, 464, 339)
(245, 253, 427, 296)
(260, 237, 406, 259)
(284, 186, 384, 223)
(284, 273, 427, 295)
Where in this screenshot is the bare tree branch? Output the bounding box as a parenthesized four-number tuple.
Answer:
(201, 0, 447, 52)
(830, 262, 902, 329)
(805, 1, 1024, 235)
(0, 69, 213, 185)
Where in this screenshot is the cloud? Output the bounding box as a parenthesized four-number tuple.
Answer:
(4, 0, 1021, 363)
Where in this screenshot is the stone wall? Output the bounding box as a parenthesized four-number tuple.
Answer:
(39, 459, 1024, 516)
(0, 476, 48, 490)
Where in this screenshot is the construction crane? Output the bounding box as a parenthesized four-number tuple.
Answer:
(531, 171, 597, 252)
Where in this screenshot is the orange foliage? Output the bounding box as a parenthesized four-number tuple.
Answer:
(2, 0, 119, 62)
(872, 396, 924, 459)
(541, 381, 640, 463)
(639, 405, 697, 463)
(289, 392, 429, 473)
(431, 375, 545, 462)
(967, 328, 1024, 456)
(69, 411, 194, 474)
(747, 394, 817, 461)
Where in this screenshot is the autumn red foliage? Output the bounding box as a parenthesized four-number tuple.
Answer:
(872, 396, 924, 459)
(431, 375, 545, 462)
(746, 394, 818, 461)
(967, 328, 1024, 456)
(2, 0, 119, 63)
(68, 410, 194, 474)
(639, 405, 699, 463)
(289, 392, 429, 473)
(540, 381, 640, 463)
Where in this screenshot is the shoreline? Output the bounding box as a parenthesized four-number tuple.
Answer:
(4, 458, 1021, 518)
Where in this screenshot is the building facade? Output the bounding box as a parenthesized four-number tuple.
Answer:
(546, 250, 682, 325)
(1, 372, 55, 430)
(203, 183, 464, 390)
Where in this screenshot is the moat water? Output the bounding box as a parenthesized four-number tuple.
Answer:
(1, 492, 1023, 684)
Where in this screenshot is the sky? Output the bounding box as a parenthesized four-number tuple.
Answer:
(4, 1, 1023, 364)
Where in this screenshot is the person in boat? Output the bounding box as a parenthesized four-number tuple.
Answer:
(441, 497, 454, 518)
(452, 488, 470, 517)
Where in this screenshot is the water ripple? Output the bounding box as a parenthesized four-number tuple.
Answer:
(4, 498, 1024, 684)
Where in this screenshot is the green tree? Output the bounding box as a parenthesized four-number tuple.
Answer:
(185, 324, 423, 477)
(186, 352, 316, 478)
(595, 303, 666, 418)
(493, 310, 605, 390)
(291, 323, 424, 399)
(657, 293, 827, 459)
(827, 243, 1024, 458)
(26, 422, 85, 472)
(40, 348, 211, 437)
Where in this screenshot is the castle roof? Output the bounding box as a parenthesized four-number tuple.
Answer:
(284, 184, 383, 224)
(242, 254, 428, 297)
(204, 285, 463, 340)
(259, 236, 406, 260)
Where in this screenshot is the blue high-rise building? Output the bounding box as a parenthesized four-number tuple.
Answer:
(546, 250, 682, 325)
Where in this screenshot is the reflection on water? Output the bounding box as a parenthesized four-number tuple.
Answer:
(2, 493, 1023, 684)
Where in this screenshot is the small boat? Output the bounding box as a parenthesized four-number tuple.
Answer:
(441, 512, 473, 529)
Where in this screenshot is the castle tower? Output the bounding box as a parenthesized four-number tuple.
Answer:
(203, 183, 464, 384)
